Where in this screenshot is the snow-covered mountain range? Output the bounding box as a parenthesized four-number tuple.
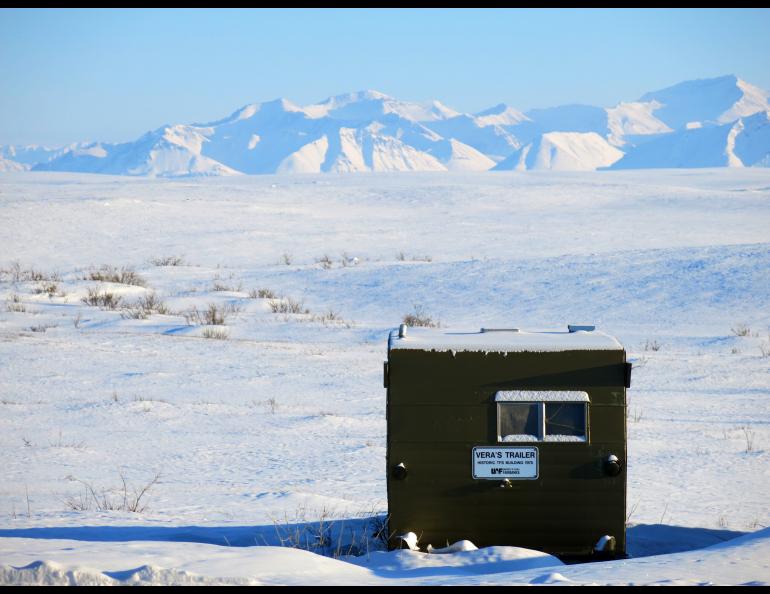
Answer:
(3, 75, 769, 177)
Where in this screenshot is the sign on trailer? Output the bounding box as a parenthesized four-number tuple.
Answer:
(472, 446, 539, 479)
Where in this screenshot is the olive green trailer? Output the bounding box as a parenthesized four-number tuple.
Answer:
(385, 325, 631, 559)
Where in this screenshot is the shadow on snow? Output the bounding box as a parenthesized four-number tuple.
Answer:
(0, 520, 745, 560)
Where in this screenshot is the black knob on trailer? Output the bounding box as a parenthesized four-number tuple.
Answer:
(604, 454, 623, 477)
(392, 462, 408, 480)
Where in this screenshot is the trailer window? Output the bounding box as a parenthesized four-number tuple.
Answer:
(545, 403, 586, 440)
(498, 403, 540, 442)
(497, 401, 587, 442)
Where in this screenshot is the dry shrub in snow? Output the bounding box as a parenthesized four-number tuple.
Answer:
(6, 261, 61, 283)
(149, 255, 185, 267)
(86, 265, 147, 287)
(121, 292, 170, 319)
(33, 281, 60, 296)
(316, 255, 333, 270)
(83, 287, 123, 309)
(249, 288, 277, 299)
(339, 252, 359, 267)
(644, 339, 662, 352)
(731, 324, 751, 337)
(64, 471, 162, 513)
(269, 297, 309, 315)
(402, 304, 438, 328)
(741, 426, 755, 453)
(396, 252, 432, 263)
(202, 327, 229, 340)
(309, 309, 353, 328)
(184, 303, 241, 326)
(269, 506, 389, 559)
(138, 292, 169, 314)
(212, 280, 244, 292)
(316, 310, 341, 323)
(6, 294, 26, 312)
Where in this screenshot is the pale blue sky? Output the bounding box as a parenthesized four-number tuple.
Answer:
(2, 8, 769, 146)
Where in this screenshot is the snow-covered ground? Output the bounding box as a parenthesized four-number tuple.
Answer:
(0, 169, 769, 585)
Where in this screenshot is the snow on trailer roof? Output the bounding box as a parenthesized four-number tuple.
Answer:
(388, 326, 623, 353)
(495, 390, 590, 402)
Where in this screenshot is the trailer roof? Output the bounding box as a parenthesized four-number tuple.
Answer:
(388, 327, 623, 353)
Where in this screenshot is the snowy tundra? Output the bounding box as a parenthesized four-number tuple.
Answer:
(0, 169, 769, 585)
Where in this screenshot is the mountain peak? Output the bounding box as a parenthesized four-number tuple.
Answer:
(474, 103, 529, 127)
(641, 74, 739, 100)
(200, 98, 304, 127)
(316, 89, 394, 106)
(475, 103, 510, 117)
(261, 98, 304, 112)
(231, 103, 260, 121)
(354, 89, 392, 100)
(639, 74, 769, 129)
(304, 90, 456, 122)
